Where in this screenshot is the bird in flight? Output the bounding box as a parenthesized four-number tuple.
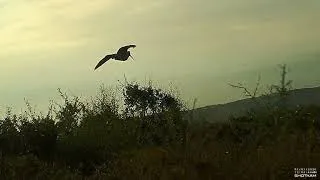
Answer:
(94, 44, 136, 70)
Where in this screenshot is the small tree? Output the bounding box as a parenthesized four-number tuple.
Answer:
(55, 89, 84, 137)
(270, 64, 293, 110)
(122, 81, 187, 147)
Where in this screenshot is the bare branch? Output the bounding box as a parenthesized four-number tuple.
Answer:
(253, 74, 261, 97)
(228, 83, 254, 98)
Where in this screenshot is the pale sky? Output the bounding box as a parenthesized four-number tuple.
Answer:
(0, 0, 319, 115)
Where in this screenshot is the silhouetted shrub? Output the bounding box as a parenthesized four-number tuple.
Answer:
(0, 74, 320, 179)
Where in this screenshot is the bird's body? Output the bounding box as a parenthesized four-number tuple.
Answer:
(94, 45, 136, 70)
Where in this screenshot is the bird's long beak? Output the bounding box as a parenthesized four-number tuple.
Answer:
(130, 54, 135, 60)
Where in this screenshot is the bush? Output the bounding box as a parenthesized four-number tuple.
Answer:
(0, 74, 319, 179)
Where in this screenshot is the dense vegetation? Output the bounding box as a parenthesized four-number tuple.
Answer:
(0, 66, 319, 179)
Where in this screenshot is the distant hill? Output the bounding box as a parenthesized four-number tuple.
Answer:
(186, 86, 320, 123)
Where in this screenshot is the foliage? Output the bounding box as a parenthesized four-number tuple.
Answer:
(0, 67, 320, 179)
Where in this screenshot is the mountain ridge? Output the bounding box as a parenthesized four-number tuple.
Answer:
(188, 86, 320, 122)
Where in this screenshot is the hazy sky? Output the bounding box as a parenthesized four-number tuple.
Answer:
(0, 0, 319, 115)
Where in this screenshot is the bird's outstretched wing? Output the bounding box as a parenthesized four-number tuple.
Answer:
(94, 54, 116, 70)
(117, 44, 136, 54)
